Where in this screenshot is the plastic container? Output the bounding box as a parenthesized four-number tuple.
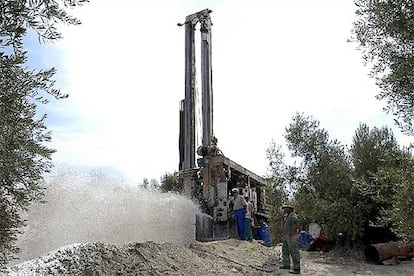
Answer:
(308, 223, 322, 239)
(258, 224, 272, 247)
(299, 231, 311, 250)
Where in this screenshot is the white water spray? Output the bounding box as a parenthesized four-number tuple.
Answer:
(14, 167, 199, 262)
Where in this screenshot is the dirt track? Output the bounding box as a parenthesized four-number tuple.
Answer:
(5, 239, 414, 275)
(291, 249, 414, 276)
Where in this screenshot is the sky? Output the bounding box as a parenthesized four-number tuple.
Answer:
(27, 0, 412, 184)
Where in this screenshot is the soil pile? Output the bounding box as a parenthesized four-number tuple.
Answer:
(6, 240, 414, 275)
(6, 239, 277, 275)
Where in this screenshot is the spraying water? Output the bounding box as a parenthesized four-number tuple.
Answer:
(14, 167, 199, 263)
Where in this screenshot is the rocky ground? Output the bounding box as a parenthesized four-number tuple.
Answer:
(5, 239, 414, 275)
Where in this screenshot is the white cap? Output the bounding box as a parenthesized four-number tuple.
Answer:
(231, 188, 239, 193)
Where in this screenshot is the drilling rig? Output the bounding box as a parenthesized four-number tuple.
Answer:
(178, 9, 269, 241)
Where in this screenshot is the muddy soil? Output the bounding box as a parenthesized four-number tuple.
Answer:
(5, 239, 414, 275)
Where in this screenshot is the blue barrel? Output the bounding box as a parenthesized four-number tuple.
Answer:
(258, 225, 272, 247)
(299, 231, 311, 250)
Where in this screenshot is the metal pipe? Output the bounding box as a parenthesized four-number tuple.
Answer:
(184, 22, 196, 169)
(181, 9, 213, 168)
(179, 100, 185, 170)
(365, 241, 414, 263)
(200, 16, 213, 149)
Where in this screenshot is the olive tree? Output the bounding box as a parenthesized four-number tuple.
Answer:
(352, 0, 414, 134)
(351, 124, 414, 241)
(159, 172, 182, 193)
(0, 0, 86, 267)
(284, 113, 362, 241)
(282, 114, 414, 242)
(264, 141, 289, 243)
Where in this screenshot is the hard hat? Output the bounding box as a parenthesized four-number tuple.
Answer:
(281, 204, 294, 209)
(231, 188, 239, 193)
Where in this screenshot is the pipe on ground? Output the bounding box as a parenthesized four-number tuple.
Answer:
(365, 242, 414, 264)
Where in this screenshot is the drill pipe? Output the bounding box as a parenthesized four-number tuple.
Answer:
(365, 241, 414, 263)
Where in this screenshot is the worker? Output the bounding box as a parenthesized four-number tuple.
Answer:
(245, 197, 254, 241)
(279, 204, 301, 274)
(232, 188, 247, 240)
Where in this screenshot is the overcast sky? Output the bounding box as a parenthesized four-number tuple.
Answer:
(28, 0, 412, 184)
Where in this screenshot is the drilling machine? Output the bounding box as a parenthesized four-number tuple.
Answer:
(177, 9, 269, 241)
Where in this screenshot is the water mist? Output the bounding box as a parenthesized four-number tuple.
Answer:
(14, 167, 199, 262)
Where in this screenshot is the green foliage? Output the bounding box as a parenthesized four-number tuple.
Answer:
(272, 114, 414, 242)
(159, 172, 182, 193)
(352, 0, 414, 134)
(140, 178, 149, 189)
(139, 178, 160, 191)
(139, 172, 181, 193)
(284, 113, 330, 165)
(350, 124, 402, 225)
(378, 149, 414, 240)
(351, 124, 400, 178)
(284, 113, 363, 240)
(1, 0, 87, 52)
(0, 0, 86, 267)
(265, 141, 288, 243)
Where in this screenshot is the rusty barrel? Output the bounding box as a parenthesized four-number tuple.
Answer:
(365, 241, 414, 263)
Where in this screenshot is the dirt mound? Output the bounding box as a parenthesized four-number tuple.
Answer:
(6, 240, 278, 275)
(6, 240, 414, 275)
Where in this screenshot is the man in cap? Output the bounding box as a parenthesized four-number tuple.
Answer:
(232, 188, 247, 240)
(280, 204, 300, 274)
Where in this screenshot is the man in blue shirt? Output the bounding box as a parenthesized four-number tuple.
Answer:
(232, 188, 247, 240)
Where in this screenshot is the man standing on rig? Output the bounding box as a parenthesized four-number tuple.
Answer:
(232, 188, 247, 240)
(245, 197, 255, 241)
(280, 204, 301, 274)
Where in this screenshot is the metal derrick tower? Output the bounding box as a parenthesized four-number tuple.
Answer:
(178, 9, 268, 241)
